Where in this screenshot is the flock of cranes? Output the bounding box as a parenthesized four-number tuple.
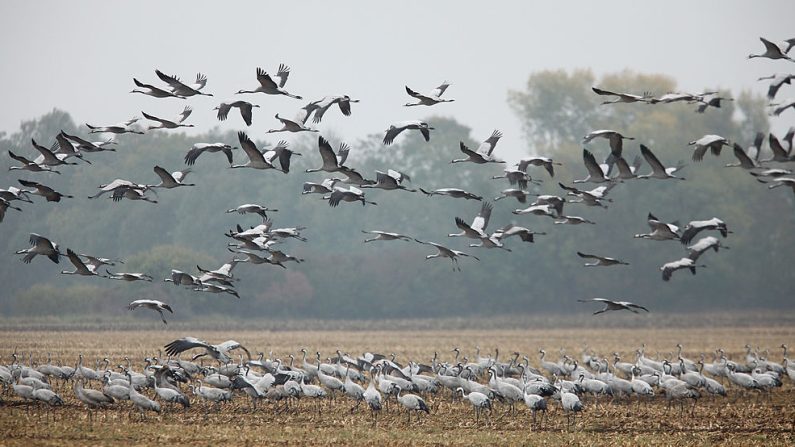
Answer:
(2, 35, 794, 436)
(1, 34, 794, 325)
(2, 342, 793, 426)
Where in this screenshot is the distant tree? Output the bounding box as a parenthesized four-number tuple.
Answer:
(2, 108, 78, 149)
(508, 69, 598, 149)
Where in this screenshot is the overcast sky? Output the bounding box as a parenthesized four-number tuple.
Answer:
(1, 1, 793, 161)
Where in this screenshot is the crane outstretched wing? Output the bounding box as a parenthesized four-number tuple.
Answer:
(164, 337, 211, 357)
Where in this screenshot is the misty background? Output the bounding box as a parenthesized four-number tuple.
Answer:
(1, 1, 794, 323)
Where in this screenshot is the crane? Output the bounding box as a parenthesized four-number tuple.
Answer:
(382, 121, 433, 145)
(414, 239, 480, 271)
(231, 131, 282, 171)
(214, 101, 259, 126)
(8, 151, 61, 174)
(61, 249, 103, 277)
(634, 213, 681, 241)
(266, 112, 318, 133)
(302, 95, 359, 123)
(559, 389, 584, 426)
(516, 156, 561, 178)
(577, 298, 649, 315)
(582, 129, 634, 175)
(0, 198, 23, 223)
(394, 385, 430, 423)
(149, 166, 195, 189)
(457, 387, 491, 423)
(236, 65, 302, 99)
(155, 70, 212, 97)
(686, 236, 729, 261)
(105, 270, 153, 282)
(30, 138, 79, 167)
(16, 234, 62, 264)
(360, 170, 416, 192)
(451, 130, 505, 164)
(574, 149, 612, 183)
(306, 136, 350, 173)
(758, 73, 795, 99)
(591, 86, 652, 104)
(164, 337, 251, 363)
(680, 218, 730, 245)
(128, 300, 173, 324)
(748, 37, 794, 62)
(449, 201, 493, 239)
(142, 106, 194, 130)
(17, 180, 73, 202)
(404, 81, 454, 106)
(688, 135, 730, 162)
(576, 252, 629, 267)
(421, 188, 483, 201)
(85, 117, 144, 134)
(325, 185, 377, 207)
(660, 258, 707, 281)
(362, 230, 413, 243)
(130, 77, 185, 98)
(184, 142, 236, 166)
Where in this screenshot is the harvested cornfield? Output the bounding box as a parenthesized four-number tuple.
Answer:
(1, 326, 794, 446)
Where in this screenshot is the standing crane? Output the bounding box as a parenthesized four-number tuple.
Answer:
(394, 385, 430, 423)
(457, 387, 491, 423)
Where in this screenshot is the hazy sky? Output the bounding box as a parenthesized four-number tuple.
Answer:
(1, 1, 793, 160)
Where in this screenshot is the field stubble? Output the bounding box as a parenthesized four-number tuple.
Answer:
(1, 325, 794, 446)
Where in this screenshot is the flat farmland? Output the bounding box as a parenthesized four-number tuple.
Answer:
(1, 325, 794, 446)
